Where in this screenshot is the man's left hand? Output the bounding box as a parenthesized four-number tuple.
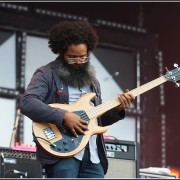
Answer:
(115, 89, 135, 112)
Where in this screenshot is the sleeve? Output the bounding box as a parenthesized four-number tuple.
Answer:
(20, 67, 66, 127)
(100, 109, 125, 127)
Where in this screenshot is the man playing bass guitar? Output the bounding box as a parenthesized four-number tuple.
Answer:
(20, 20, 135, 178)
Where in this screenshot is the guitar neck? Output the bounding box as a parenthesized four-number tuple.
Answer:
(130, 75, 167, 97)
(87, 75, 167, 119)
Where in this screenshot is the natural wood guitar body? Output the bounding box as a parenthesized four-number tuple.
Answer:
(32, 93, 108, 158)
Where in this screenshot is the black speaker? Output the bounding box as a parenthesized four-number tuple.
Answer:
(104, 139, 139, 178)
(0, 147, 43, 178)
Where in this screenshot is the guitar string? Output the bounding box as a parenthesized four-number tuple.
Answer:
(57, 111, 89, 132)
(56, 76, 166, 132)
(86, 76, 166, 119)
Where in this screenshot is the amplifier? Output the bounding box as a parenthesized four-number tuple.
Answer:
(104, 139, 139, 178)
(0, 147, 43, 178)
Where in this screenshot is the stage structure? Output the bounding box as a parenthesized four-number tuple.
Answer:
(0, 2, 166, 170)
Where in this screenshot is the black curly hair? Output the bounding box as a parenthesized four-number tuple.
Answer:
(48, 20, 99, 55)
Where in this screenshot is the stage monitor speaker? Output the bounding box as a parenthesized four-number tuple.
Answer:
(104, 139, 139, 178)
(0, 147, 43, 178)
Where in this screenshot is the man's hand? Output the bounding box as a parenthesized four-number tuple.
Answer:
(63, 112, 89, 137)
(115, 89, 135, 112)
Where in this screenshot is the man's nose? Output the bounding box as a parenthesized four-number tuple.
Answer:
(76, 58, 82, 64)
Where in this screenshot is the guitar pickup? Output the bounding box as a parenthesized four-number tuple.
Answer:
(43, 127, 57, 140)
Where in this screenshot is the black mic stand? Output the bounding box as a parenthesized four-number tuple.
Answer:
(9, 109, 20, 148)
(0, 152, 5, 178)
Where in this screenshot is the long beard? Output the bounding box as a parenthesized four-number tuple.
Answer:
(57, 58, 96, 88)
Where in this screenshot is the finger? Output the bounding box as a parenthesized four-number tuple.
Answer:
(125, 89, 135, 101)
(118, 94, 129, 107)
(71, 129, 78, 137)
(74, 125, 86, 135)
(79, 119, 88, 125)
(123, 91, 134, 104)
(128, 93, 135, 102)
(122, 94, 132, 106)
(125, 89, 129, 93)
(78, 123, 89, 131)
(124, 89, 135, 102)
(117, 94, 125, 106)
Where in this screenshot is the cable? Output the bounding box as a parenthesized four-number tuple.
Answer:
(4, 169, 27, 178)
(14, 169, 27, 178)
(34, 136, 56, 148)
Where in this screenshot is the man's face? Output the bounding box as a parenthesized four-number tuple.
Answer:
(63, 44, 89, 69)
(58, 43, 95, 87)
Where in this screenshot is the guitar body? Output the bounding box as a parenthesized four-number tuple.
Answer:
(32, 93, 108, 158)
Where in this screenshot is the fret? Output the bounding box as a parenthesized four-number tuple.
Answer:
(130, 76, 167, 97)
(86, 76, 167, 119)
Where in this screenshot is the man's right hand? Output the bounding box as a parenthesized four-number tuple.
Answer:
(63, 111, 89, 137)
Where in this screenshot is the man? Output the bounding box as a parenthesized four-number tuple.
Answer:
(20, 20, 135, 178)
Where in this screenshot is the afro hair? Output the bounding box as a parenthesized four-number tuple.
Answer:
(48, 20, 99, 54)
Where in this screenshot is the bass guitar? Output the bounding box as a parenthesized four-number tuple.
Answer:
(32, 64, 180, 158)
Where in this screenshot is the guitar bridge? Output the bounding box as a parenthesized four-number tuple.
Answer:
(43, 127, 57, 140)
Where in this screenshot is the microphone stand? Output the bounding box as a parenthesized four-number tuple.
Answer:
(9, 109, 20, 148)
(0, 152, 5, 178)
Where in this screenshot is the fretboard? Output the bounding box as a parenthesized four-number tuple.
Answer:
(86, 75, 167, 119)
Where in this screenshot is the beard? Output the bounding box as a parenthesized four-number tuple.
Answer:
(57, 57, 96, 88)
